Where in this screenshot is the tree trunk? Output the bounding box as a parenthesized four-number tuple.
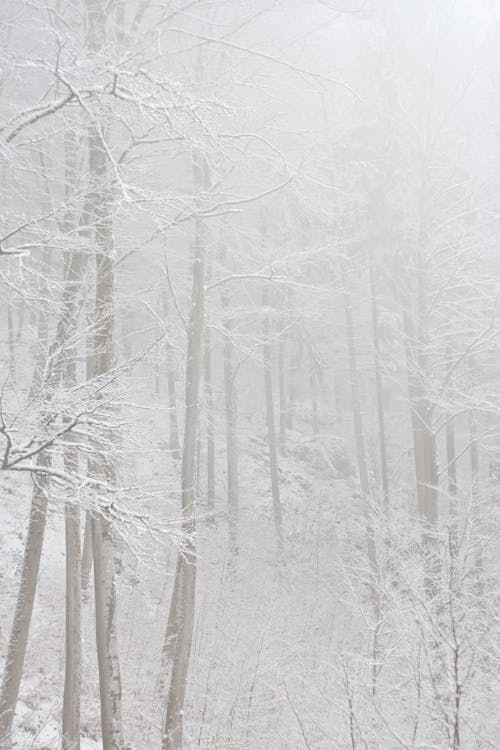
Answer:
(219, 249, 239, 556)
(62, 341, 81, 750)
(0, 458, 49, 748)
(81, 514, 93, 599)
(344, 285, 379, 619)
(165, 295, 180, 460)
(446, 414, 458, 553)
(263, 286, 283, 562)
(278, 335, 287, 453)
(61, 125, 83, 750)
(286, 343, 299, 432)
(204, 325, 215, 511)
(0, 200, 85, 746)
(308, 339, 319, 438)
(87, 121, 124, 748)
(162, 153, 205, 750)
(369, 256, 389, 508)
(404, 305, 439, 601)
(7, 302, 16, 380)
(0, 250, 51, 748)
(91, 517, 123, 750)
(62, 434, 81, 750)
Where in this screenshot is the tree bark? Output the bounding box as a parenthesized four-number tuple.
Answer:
(0, 459, 49, 748)
(0, 186, 86, 746)
(81, 514, 93, 599)
(87, 130, 124, 749)
(61, 125, 83, 750)
(162, 153, 205, 750)
(62, 432, 81, 750)
(83, 1, 124, 743)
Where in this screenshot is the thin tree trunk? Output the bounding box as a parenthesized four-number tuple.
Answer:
(446, 414, 458, 553)
(0, 457, 49, 748)
(62, 340, 82, 750)
(62, 429, 81, 750)
(263, 286, 283, 562)
(7, 303, 16, 380)
(286, 343, 299, 432)
(83, 0, 124, 740)
(369, 256, 389, 508)
(278, 335, 287, 452)
(165, 294, 180, 460)
(91, 516, 122, 750)
(404, 305, 439, 601)
(61, 125, 83, 750)
(81, 514, 93, 599)
(0, 218, 85, 745)
(468, 357, 482, 596)
(219, 250, 238, 556)
(87, 126, 124, 748)
(308, 339, 319, 438)
(162, 153, 205, 750)
(204, 325, 215, 511)
(343, 285, 379, 619)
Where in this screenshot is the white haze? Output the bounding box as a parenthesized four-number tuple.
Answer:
(1, 1, 500, 749)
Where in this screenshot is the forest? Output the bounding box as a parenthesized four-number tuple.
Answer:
(1, 0, 500, 748)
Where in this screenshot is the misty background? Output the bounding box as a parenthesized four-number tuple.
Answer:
(1, 1, 500, 748)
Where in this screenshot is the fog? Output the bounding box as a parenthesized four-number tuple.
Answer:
(1, 1, 500, 748)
